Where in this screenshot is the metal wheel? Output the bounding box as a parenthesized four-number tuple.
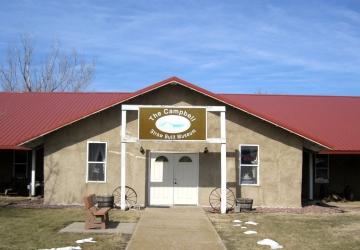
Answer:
(112, 185, 137, 208)
(209, 187, 235, 212)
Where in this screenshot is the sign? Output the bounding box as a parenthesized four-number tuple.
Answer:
(139, 107, 206, 140)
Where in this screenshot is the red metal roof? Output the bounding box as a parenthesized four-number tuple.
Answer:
(0, 92, 132, 147)
(0, 76, 360, 152)
(218, 93, 360, 152)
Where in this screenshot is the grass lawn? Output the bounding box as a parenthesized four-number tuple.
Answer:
(0, 207, 140, 250)
(207, 210, 360, 250)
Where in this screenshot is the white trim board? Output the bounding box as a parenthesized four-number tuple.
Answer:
(86, 141, 107, 183)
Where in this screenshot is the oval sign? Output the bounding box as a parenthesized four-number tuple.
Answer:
(155, 115, 191, 134)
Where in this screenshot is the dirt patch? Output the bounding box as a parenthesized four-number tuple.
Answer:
(254, 205, 345, 214)
(0, 196, 81, 209)
(204, 205, 345, 214)
(205, 201, 360, 214)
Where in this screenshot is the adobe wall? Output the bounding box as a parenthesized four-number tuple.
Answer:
(43, 84, 303, 207)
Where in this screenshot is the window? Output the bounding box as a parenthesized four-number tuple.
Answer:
(13, 150, 29, 179)
(151, 155, 169, 182)
(239, 145, 259, 185)
(155, 156, 169, 162)
(87, 142, 107, 182)
(179, 156, 192, 162)
(315, 154, 329, 183)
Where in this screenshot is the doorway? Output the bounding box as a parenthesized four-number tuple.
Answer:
(149, 152, 199, 206)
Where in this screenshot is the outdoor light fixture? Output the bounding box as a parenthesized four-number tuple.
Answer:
(139, 146, 145, 155)
(203, 147, 209, 153)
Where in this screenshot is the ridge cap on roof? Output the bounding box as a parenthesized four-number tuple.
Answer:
(0, 91, 132, 95)
(218, 93, 360, 98)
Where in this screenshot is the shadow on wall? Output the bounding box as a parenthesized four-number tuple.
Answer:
(43, 106, 121, 204)
(45, 106, 121, 156)
(43, 157, 59, 204)
(199, 152, 237, 199)
(44, 157, 85, 205)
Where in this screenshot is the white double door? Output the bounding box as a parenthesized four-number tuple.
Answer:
(149, 153, 199, 206)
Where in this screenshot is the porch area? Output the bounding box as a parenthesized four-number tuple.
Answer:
(302, 151, 360, 203)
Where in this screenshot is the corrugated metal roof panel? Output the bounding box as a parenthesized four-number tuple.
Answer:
(219, 94, 360, 151)
(0, 92, 132, 147)
(0, 77, 359, 152)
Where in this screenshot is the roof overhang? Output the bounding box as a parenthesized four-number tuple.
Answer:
(319, 150, 360, 155)
(0, 145, 31, 150)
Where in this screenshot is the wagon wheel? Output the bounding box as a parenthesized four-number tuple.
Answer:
(112, 185, 137, 209)
(209, 187, 235, 212)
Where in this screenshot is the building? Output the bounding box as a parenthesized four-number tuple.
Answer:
(0, 77, 359, 213)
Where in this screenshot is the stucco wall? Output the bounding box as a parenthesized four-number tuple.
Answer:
(43, 84, 303, 207)
(44, 107, 121, 204)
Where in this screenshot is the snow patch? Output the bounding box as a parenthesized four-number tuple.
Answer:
(257, 239, 283, 249)
(243, 230, 257, 235)
(233, 219, 242, 223)
(41, 247, 81, 250)
(76, 238, 96, 244)
(245, 221, 258, 225)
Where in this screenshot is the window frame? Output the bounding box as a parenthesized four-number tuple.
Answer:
(86, 141, 107, 183)
(13, 150, 29, 179)
(314, 154, 329, 184)
(239, 144, 260, 186)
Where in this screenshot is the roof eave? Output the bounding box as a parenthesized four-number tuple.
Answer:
(319, 150, 360, 155)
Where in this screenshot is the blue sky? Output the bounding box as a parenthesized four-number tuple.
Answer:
(1, 0, 360, 95)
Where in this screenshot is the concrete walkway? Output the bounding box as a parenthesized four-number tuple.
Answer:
(126, 206, 226, 250)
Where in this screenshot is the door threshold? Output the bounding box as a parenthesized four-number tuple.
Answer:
(148, 205, 171, 208)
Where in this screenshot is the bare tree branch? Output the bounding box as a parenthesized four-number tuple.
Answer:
(0, 34, 95, 92)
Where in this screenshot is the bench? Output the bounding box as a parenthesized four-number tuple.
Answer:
(84, 194, 111, 229)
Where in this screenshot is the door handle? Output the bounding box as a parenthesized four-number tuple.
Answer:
(174, 178, 177, 185)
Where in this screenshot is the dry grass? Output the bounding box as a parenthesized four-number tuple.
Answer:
(207, 210, 360, 250)
(0, 207, 140, 250)
(0, 196, 28, 206)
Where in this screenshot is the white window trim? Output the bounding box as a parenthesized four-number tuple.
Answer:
(239, 144, 260, 186)
(86, 141, 107, 183)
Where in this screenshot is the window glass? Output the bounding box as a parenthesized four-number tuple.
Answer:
(88, 163, 105, 182)
(179, 156, 192, 162)
(14, 151, 28, 179)
(87, 142, 106, 182)
(88, 143, 105, 162)
(240, 165, 258, 184)
(315, 154, 329, 183)
(155, 156, 168, 162)
(241, 146, 258, 165)
(240, 145, 259, 185)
